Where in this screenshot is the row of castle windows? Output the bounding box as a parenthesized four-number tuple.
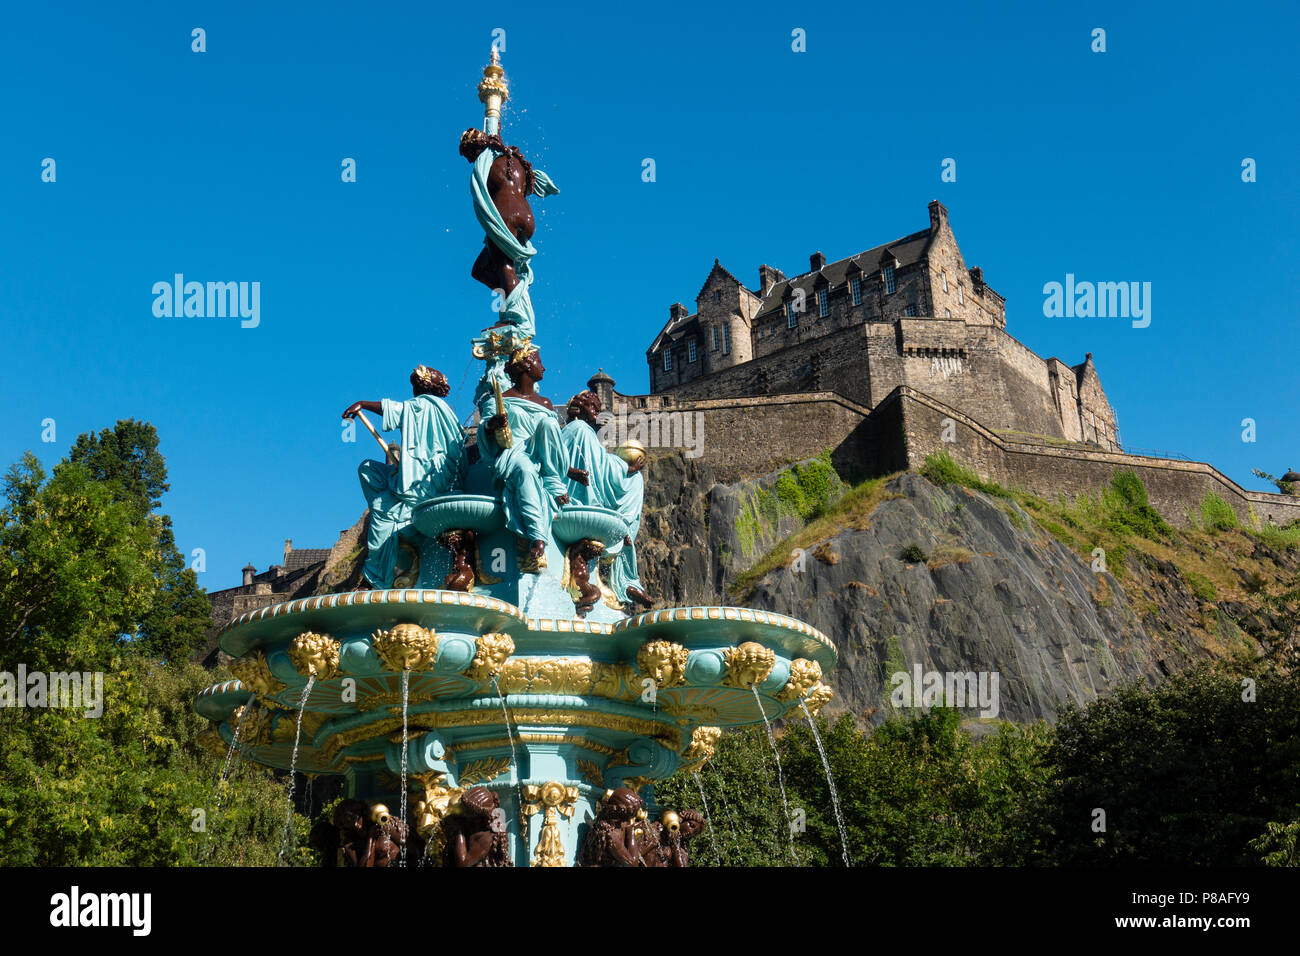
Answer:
(662, 264, 966, 370)
(663, 325, 729, 371)
(782, 262, 900, 329)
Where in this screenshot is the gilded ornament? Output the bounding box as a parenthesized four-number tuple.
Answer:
(778, 658, 823, 702)
(411, 772, 465, 862)
(272, 709, 329, 744)
(465, 632, 515, 682)
(577, 758, 605, 788)
(229, 650, 286, 697)
(457, 756, 513, 787)
(801, 682, 834, 715)
(288, 630, 340, 680)
(520, 782, 579, 867)
(591, 661, 640, 701)
(227, 704, 273, 746)
(371, 622, 439, 672)
(637, 640, 690, 689)
(495, 658, 531, 695)
(722, 642, 776, 687)
(679, 726, 722, 774)
(356, 690, 438, 713)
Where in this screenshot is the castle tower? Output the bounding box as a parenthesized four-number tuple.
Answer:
(695, 260, 756, 376)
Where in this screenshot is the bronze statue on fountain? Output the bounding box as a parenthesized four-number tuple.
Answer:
(443, 786, 512, 867)
(332, 800, 408, 868)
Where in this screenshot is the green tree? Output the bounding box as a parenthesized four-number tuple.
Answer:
(1, 454, 158, 671)
(1031, 665, 1300, 865)
(0, 658, 300, 865)
(0, 427, 292, 865)
(65, 420, 211, 661)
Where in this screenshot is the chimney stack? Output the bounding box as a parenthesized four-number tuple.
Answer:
(810, 251, 826, 272)
(758, 264, 786, 295)
(283, 539, 292, 565)
(928, 199, 949, 232)
(669, 302, 688, 322)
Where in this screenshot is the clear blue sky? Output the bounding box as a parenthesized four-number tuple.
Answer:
(2, 0, 1298, 588)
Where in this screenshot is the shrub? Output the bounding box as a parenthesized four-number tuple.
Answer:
(1200, 493, 1238, 532)
(1183, 569, 1217, 602)
(1254, 521, 1300, 552)
(1101, 470, 1171, 539)
(921, 452, 1013, 499)
(901, 544, 928, 563)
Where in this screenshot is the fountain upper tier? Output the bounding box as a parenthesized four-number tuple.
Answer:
(195, 588, 836, 787)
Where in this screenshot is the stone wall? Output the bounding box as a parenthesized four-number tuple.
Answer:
(886, 386, 1300, 527)
(612, 383, 1300, 527)
(631, 315, 1114, 451)
(608, 391, 871, 484)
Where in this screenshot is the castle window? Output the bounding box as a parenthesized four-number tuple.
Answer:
(688, 340, 697, 363)
(904, 305, 917, 317)
(663, 349, 673, 371)
(817, 288, 828, 317)
(850, 276, 862, 305)
(883, 264, 896, 294)
(787, 301, 798, 328)
(957, 284, 964, 305)
(711, 327, 720, 351)
(945, 309, 952, 318)
(722, 325, 731, 354)
(942, 270, 948, 293)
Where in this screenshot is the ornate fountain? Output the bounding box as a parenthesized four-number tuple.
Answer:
(194, 52, 836, 867)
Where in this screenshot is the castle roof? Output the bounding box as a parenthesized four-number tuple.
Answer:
(648, 313, 702, 354)
(696, 258, 747, 302)
(753, 228, 932, 319)
(283, 547, 331, 572)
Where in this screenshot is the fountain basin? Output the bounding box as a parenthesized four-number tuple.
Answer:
(552, 505, 628, 550)
(411, 493, 503, 539)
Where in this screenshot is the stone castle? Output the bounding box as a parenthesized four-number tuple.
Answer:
(586, 200, 1300, 529)
(641, 201, 1120, 452)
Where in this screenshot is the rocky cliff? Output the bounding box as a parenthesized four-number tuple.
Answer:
(636, 453, 1298, 725)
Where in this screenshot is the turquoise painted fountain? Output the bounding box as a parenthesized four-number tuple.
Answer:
(193, 52, 837, 867)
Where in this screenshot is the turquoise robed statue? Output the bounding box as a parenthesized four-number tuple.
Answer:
(561, 390, 652, 608)
(476, 348, 573, 563)
(343, 366, 466, 588)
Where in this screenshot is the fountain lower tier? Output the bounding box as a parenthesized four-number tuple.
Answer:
(195, 588, 836, 866)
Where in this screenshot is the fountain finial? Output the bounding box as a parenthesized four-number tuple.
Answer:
(478, 49, 509, 134)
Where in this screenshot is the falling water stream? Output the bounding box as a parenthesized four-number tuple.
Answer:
(691, 772, 722, 865)
(799, 698, 853, 867)
(751, 684, 797, 863)
(399, 668, 410, 866)
(490, 674, 523, 851)
(277, 675, 315, 866)
(202, 698, 255, 860)
(706, 759, 745, 865)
